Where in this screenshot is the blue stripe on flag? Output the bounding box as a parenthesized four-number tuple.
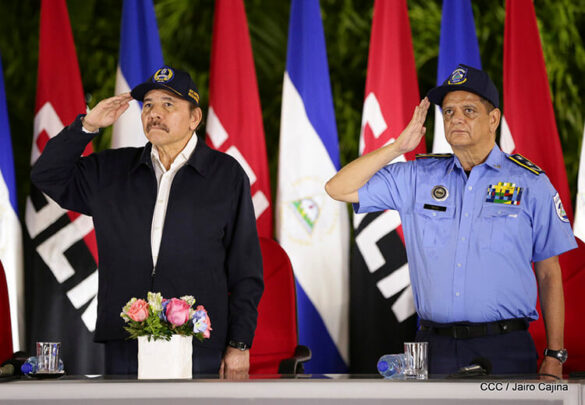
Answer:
(282, 0, 348, 372)
(119, 0, 164, 87)
(437, 0, 481, 84)
(295, 280, 348, 373)
(285, 0, 340, 170)
(0, 54, 18, 213)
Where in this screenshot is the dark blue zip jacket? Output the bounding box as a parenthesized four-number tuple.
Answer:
(31, 115, 264, 349)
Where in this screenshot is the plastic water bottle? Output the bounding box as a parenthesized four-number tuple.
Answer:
(21, 356, 64, 374)
(377, 354, 412, 379)
(21, 357, 38, 375)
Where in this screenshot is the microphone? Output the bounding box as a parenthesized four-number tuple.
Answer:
(448, 357, 493, 378)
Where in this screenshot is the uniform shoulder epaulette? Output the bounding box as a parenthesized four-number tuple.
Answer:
(507, 154, 544, 175)
(415, 153, 453, 160)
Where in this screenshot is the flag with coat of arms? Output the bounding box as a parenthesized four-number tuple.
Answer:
(276, 0, 349, 373)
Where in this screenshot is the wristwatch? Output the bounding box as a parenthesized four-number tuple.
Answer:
(544, 348, 568, 364)
(228, 340, 249, 351)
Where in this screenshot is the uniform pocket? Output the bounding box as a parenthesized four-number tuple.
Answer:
(479, 204, 521, 251)
(415, 204, 456, 248)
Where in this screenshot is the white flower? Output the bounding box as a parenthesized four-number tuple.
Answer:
(147, 292, 163, 313)
(180, 295, 196, 306)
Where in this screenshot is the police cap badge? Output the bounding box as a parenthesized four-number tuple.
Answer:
(131, 65, 200, 106)
(427, 64, 499, 108)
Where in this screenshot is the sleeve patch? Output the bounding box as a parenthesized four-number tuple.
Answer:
(507, 154, 544, 175)
(554, 193, 569, 222)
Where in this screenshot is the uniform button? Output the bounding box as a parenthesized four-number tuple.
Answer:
(432, 213, 437, 217)
(457, 263, 462, 267)
(464, 212, 469, 217)
(468, 186, 473, 191)
(461, 237, 465, 241)
(455, 292, 460, 297)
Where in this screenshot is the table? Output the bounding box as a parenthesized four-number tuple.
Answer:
(0, 375, 583, 404)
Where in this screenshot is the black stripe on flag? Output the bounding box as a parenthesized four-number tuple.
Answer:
(350, 211, 417, 373)
(25, 185, 105, 374)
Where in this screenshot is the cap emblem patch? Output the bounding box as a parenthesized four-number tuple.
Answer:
(448, 67, 468, 85)
(153, 67, 174, 83)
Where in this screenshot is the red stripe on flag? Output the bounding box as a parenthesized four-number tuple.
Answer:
(207, 0, 272, 238)
(361, 0, 426, 158)
(35, 0, 98, 264)
(505, 0, 585, 374)
(504, 0, 572, 220)
(36, 130, 50, 154)
(0, 261, 13, 364)
(360, 0, 424, 252)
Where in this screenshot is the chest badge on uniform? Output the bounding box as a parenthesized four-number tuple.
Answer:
(431, 185, 449, 201)
(486, 182, 523, 205)
(553, 193, 569, 222)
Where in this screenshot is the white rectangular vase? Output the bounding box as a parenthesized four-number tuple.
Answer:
(138, 335, 193, 379)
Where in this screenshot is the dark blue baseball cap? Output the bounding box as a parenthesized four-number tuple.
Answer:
(131, 66, 200, 106)
(427, 64, 499, 108)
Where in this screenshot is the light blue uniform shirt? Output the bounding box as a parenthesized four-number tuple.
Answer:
(355, 145, 577, 323)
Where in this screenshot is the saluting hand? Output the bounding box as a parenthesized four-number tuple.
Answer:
(394, 97, 430, 155)
(82, 93, 133, 132)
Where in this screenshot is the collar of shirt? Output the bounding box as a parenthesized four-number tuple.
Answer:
(151, 132, 198, 183)
(450, 144, 504, 174)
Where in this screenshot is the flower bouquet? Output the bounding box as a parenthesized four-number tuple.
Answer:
(120, 292, 211, 379)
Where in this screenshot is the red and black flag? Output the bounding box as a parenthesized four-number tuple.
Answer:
(25, 0, 104, 374)
(350, 0, 426, 372)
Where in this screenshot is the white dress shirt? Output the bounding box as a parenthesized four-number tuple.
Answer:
(150, 133, 198, 266)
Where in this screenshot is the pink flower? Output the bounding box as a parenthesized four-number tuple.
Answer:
(165, 298, 191, 327)
(193, 305, 212, 339)
(126, 299, 149, 322)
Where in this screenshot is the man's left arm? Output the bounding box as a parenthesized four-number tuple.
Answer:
(220, 167, 264, 379)
(534, 256, 564, 379)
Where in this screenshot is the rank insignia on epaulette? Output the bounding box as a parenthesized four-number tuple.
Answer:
(415, 153, 453, 160)
(508, 154, 544, 175)
(486, 182, 523, 205)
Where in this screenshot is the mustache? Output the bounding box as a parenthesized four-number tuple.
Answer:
(146, 121, 169, 133)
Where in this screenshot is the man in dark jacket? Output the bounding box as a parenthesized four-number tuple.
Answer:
(31, 66, 264, 378)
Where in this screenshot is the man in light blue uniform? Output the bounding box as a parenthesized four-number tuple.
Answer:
(326, 65, 576, 378)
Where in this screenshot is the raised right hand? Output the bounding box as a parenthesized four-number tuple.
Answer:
(394, 97, 430, 155)
(82, 93, 133, 132)
(325, 97, 430, 204)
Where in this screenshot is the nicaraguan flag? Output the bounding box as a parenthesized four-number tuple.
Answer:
(432, 0, 482, 153)
(276, 0, 349, 373)
(112, 0, 163, 148)
(0, 53, 24, 350)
